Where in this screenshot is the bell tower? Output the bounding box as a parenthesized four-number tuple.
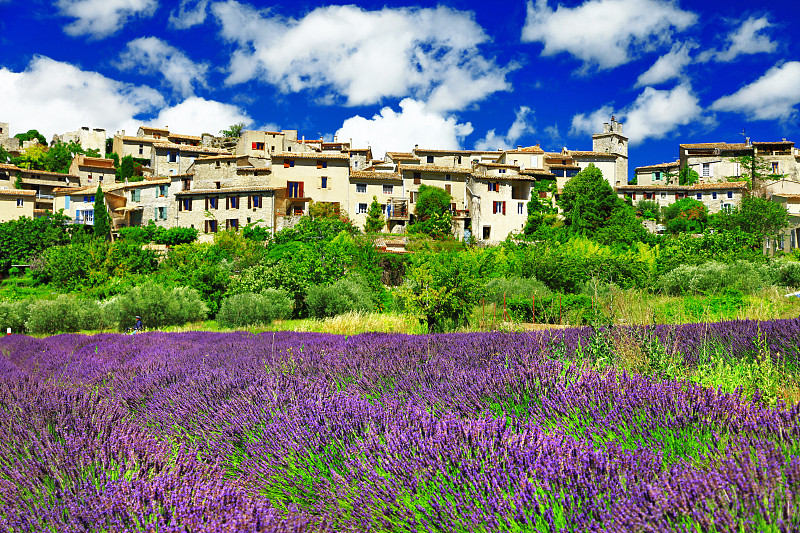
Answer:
(592, 116, 628, 185)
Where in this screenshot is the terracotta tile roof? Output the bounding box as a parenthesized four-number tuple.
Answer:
(168, 133, 202, 141)
(398, 164, 472, 174)
(33, 209, 50, 214)
(385, 152, 419, 160)
(691, 181, 748, 190)
(547, 164, 581, 170)
(772, 194, 800, 200)
(21, 178, 79, 188)
(273, 152, 349, 160)
(505, 146, 545, 154)
(635, 161, 680, 171)
(77, 156, 115, 169)
(140, 126, 170, 133)
(124, 178, 171, 188)
(0, 189, 36, 197)
(120, 136, 156, 143)
(753, 141, 794, 146)
(194, 154, 242, 161)
(413, 148, 473, 155)
(0, 164, 80, 179)
(480, 162, 520, 169)
(174, 185, 281, 196)
(348, 147, 372, 153)
(53, 183, 128, 195)
(570, 150, 617, 157)
(617, 184, 689, 191)
(680, 142, 750, 150)
(519, 168, 554, 178)
(473, 173, 536, 181)
(350, 170, 402, 181)
(153, 142, 230, 154)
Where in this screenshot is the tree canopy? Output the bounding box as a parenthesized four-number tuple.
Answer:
(408, 185, 452, 238)
(365, 196, 385, 233)
(93, 185, 111, 240)
(710, 195, 788, 248)
(220, 123, 245, 138)
(558, 164, 619, 234)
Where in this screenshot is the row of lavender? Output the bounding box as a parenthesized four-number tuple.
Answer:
(1, 320, 799, 532)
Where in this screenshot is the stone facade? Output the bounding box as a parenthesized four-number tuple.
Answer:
(616, 181, 748, 216)
(0, 163, 80, 212)
(0, 189, 35, 222)
(69, 154, 116, 186)
(53, 127, 107, 157)
(270, 152, 350, 217)
(591, 117, 628, 186)
(174, 186, 280, 235)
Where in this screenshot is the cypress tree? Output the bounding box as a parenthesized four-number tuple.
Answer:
(93, 184, 111, 240)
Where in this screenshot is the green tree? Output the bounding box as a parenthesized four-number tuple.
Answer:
(710, 195, 788, 249)
(308, 200, 342, 219)
(408, 184, 453, 238)
(635, 200, 661, 222)
(14, 129, 47, 146)
(558, 163, 619, 235)
(93, 185, 111, 240)
(13, 144, 46, 170)
(523, 193, 558, 235)
(678, 164, 700, 186)
(117, 155, 136, 182)
(663, 198, 707, 234)
(398, 251, 483, 332)
(0, 144, 10, 164)
(0, 212, 72, 275)
(220, 123, 245, 138)
(364, 196, 385, 233)
(42, 141, 83, 173)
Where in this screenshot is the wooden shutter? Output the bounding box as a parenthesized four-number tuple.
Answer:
(205, 197, 209, 210)
(317, 160, 323, 169)
(502, 201, 506, 215)
(445, 184, 451, 194)
(178, 199, 182, 212)
(248, 195, 252, 209)
(252, 142, 258, 150)
(284, 160, 290, 168)
(299, 182, 305, 198)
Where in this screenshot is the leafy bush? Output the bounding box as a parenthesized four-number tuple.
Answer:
(484, 276, 551, 305)
(35, 241, 109, 290)
(105, 281, 207, 330)
(0, 299, 31, 334)
(118, 223, 198, 245)
(777, 260, 800, 288)
(506, 293, 603, 325)
(657, 261, 780, 295)
(25, 295, 110, 335)
(305, 275, 377, 318)
(216, 290, 293, 328)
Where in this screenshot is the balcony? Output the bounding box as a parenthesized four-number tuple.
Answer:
(386, 198, 409, 220)
(451, 209, 470, 219)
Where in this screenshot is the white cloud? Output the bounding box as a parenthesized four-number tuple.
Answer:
(335, 99, 473, 158)
(0, 56, 163, 139)
(211, 1, 512, 111)
(147, 97, 251, 136)
(636, 43, 694, 87)
(521, 0, 697, 70)
(169, 0, 209, 29)
(570, 84, 701, 143)
(621, 85, 701, 143)
(57, 0, 158, 39)
(711, 62, 800, 120)
(699, 16, 777, 63)
(474, 107, 535, 151)
(117, 37, 209, 97)
(569, 105, 614, 137)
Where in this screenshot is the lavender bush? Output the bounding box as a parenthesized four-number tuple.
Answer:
(1, 319, 799, 532)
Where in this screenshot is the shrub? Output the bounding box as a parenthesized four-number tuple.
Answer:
(305, 275, 377, 318)
(657, 261, 779, 295)
(25, 295, 110, 335)
(506, 293, 603, 325)
(483, 276, 551, 305)
(777, 260, 800, 288)
(0, 299, 31, 334)
(216, 290, 293, 328)
(106, 281, 207, 330)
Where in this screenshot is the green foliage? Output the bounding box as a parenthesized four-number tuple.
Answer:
(306, 274, 377, 318)
(592, 205, 650, 245)
(483, 276, 551, 304)
(104, 242, 159, 277)
(93, 185, 111, 240)
(215, 290, 293, 328)
(242, 222, 272, 242)
(663, 198, 707, 234)
(558, 164, 619, 235)
(158, 243, 232, 317)
(0, 144, 10, 164)
(364, 196, 385, 233)
(710, 195, 788, 247)
(506, 293, 603, 325)
(635, 200, 661, 222)
(398, 251, 484, 332)
(678, 164, 699, 186)
(0, 213, 72, 275)
(117, 155, 136, 182)
(220, 122, 245, 138)
(14, 174, 22, 189)
(657, 261, 780, 295)
(41, 141, 83, 173)
(25, 295, 111, 335)
(408, 185, 453, 238)
(523, 192, 559, 235)
(308, 200, 342, 219)
(106, 281, 207, 330)
(727, 154, 775, 185)
(272, 216, 357, 245)
(14, 129, 46, 146)
(0, 299, 31, 333)
(118, 221, 198, 245)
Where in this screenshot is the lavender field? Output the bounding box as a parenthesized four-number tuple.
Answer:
(2, 320, 800, 532)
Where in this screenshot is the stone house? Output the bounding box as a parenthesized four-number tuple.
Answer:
(270, 151, 350, 218)
(235, 129, 299, 158)
(349, 168, 404, 232)
(53, 126, 107, 157)
(397, 163, 474, 237)
(69, 154, 116, 186)
(52, 183, 128, 228)
(616, 181, 749, 216)
(589, 116, 628, 186)
(348, 147, 373, 171)
(0, 122, 20, 154)
(174, 185, 282, 235)
(0, 189, 35, 222)
(633, 161, 681, 186)
(768, 194, 800, 252)
(0, 163, 80, 213)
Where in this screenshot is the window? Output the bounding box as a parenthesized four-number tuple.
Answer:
(284, 159, 295, 168)
(250, 195, 262, 209)
(168, 151, 178, 163)
(131, 189, 140, 202)
(413, 172, 421, 184)
(410, 191, 419, 203)
(712, 192, 718, 200)
(356, 183, 367, 193)
(660, 192, 666, 199)
(226, 219, 239, 230)
(517, 202, 524, 214)
(156, 207, 167, 220)
(499, 168, 506, 174)
(138, 144, 143, 155)
(205, 220, 218, 233)
(383, 184, 393, 195)
(493, 201, 506, 215)
(65, 196, 70, 209)
(426, 155, 434, 164)
(320, 176, 328, 189)
(179, 198, 192, 211)
(445, 184, 451, 194)
(316, 160, 327, 169)
(287, 181, 304, 198)
(772, 162, 779, 174)
(157, 185, 168, 197)
(16, 198, 23, 207)
(358, 203, 368, 214)
(76, 209, 94, 224)
(653, 171, 662, 180)
(696, 193, 702, 200)
(488, 182, 499, 192)
(727, 191, 733, 199)
(227, 196, 240, 209)
(482, 226, 491, 240)
(252, 142, 265, 150)
(702, 163, 710, 177)
(206, 197, 218, 209)
(216, 160, 220, 168)
(87, 174, 92, 182)
(445, 174, 451, 181)
(456, 156, 461, 164)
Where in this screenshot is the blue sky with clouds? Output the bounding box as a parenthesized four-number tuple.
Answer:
(1, 0, 799, 177)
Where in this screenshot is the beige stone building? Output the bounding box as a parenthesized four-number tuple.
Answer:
(0, 163, 80, 214)
(349, 168, 404, 231)
(0, 189, 35, 222)
(616, 181, 748, 216)
(633, 161, 681, 186)
(69, 154, 116, 186)
(235, 129, 298, 158)
(769, 193, 800, 252)
(174, 185, 282, 235)
(53, 126, 107, 157)
(270, 151, 350, 218)
(590, 116, 629, 186)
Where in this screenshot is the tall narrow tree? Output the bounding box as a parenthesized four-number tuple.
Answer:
(93, 185, 111, 240)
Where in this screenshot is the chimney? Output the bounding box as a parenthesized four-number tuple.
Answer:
(516, 145, 522, 150)
(414, 144, 418, 151)
(333, 135, 338, 143)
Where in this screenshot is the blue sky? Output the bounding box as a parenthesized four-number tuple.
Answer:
(1, 0, 799, 176)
